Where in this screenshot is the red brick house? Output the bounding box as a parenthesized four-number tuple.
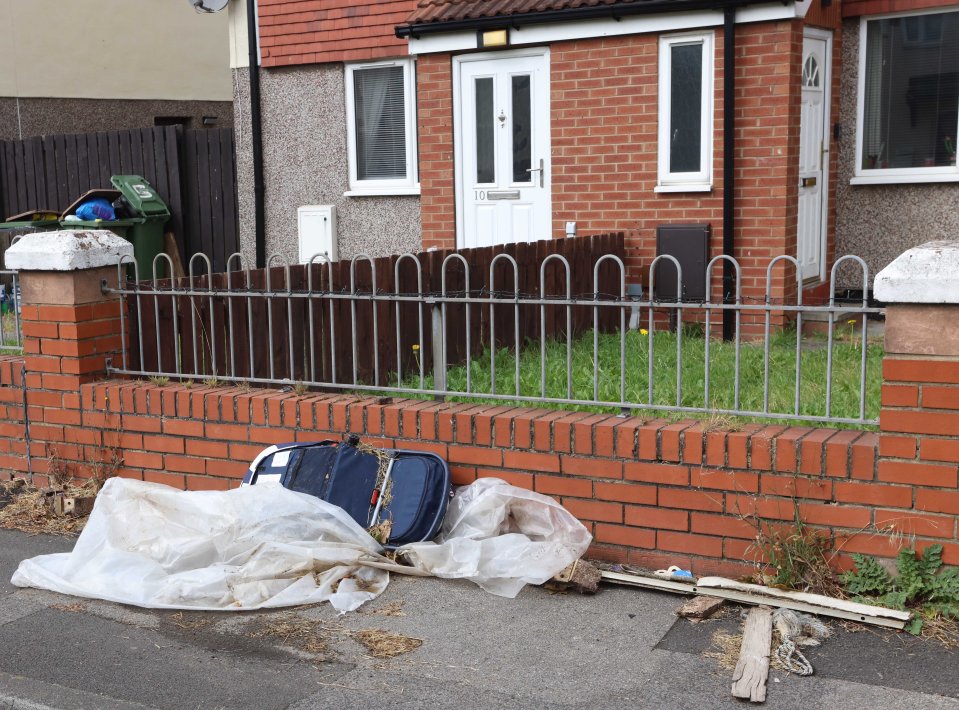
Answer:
(231, 0, 957, 298)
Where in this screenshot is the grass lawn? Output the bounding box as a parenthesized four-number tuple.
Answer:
(394, 326, 883, 428)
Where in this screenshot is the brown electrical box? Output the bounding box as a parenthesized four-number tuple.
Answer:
(654, 224, 710, 302)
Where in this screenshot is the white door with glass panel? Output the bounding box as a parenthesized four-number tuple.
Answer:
(797, 32, 831, 282)
(456, 51, 551, 248)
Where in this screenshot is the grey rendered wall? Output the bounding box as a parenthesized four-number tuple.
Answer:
(233, 64, 421, 269)
(835, 18, 959, 290)
(0, 98, 232, 141)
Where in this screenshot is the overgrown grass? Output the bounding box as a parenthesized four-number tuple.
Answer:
(0, 311, 20, 352)
(393, 325, 883, 427)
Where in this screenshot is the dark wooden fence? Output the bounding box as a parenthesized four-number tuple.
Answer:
(129, 233, 627, 387)
(0, 126, 238, 272)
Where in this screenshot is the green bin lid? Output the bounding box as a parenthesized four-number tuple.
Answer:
(110, 175, 170, 220)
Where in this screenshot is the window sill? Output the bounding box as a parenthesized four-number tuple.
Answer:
(344, 186, 421, 197)
(850, 171, 959, 186)
(654, 183, 712, 193)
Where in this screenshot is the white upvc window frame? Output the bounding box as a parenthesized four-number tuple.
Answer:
(656, 31, 714, 193)
(853, 8, 959, 186)
(344, 58, 420, 196)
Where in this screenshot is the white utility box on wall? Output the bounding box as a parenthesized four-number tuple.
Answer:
(297, 205, 337, 264)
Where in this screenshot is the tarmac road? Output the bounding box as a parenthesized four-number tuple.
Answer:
(0, 529, 956, 710)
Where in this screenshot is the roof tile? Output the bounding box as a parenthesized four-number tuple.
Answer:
(406, 0, 656, 25)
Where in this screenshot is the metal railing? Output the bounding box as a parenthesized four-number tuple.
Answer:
(104, 251, 884, 426)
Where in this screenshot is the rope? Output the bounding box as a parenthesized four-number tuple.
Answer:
(774, 637, 814, 676)
(771, 609, 830, 677)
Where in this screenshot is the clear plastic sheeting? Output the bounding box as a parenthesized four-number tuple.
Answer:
(398, 478, 593, 598)
(12, 477, 591, 612)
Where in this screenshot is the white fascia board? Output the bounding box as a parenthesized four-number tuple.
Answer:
(408, 2, 802, 55)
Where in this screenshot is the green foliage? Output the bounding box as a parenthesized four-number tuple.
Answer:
(842, 553, 891, 597)
(762, 519, 835, 593)
(391, 328, 882, 427)
(841, 545, 959, 634)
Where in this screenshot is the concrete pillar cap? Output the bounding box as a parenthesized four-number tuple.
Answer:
(5, 230, 133, 272)
(874, 240, 959, 304)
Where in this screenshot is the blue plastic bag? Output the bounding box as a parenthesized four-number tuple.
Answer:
(75, 198, 116, 221)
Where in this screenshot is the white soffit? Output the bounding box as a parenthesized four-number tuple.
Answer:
(408, 2, 805, 55)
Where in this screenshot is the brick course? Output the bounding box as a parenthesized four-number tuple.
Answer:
(3, 358, 953, 575)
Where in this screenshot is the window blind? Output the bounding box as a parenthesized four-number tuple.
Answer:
(353, 66, 407, 181)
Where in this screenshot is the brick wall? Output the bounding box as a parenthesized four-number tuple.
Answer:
(2, 363, 953, 575)
(4, 236, 956, 579)
(258, 0, 415, 66)
(416, 21, 806, 302)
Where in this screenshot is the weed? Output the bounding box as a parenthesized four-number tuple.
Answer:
(292, 381, 310, 396)
(752, 513, 839, 596)
(842, 545, 959, 635)
(203, 377, 220, 387)
(148, 375, 170, 386)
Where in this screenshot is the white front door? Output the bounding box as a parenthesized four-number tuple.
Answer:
(455, 50, 551, 248)
(797, 32, 831, 282)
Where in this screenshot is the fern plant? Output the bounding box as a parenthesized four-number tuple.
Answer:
(842, 545, 959, 634)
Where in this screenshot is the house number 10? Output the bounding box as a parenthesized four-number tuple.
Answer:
(474, 190, 487, 200)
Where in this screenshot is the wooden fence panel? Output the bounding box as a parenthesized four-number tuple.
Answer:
(0, 126, 236, 274)
(133, 234, 626, 388)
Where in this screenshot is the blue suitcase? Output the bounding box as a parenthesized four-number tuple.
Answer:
(242, 435, 452, 549)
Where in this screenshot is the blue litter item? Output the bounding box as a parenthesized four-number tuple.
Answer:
(242, 436, 452, 549)
(74, 198, 116, 221)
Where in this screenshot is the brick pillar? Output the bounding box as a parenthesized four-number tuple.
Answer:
(5, 231, 132, 443)
(875, 240, 959, 563)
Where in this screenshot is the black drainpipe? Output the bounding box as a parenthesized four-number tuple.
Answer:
(722, 5, 736, 341)
(247, 0, 266, 269)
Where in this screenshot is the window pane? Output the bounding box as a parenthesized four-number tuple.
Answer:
(354, 66, 406, 180)
(669, 43, 703, 174)
(862, 12, 959, 170)
(512, 75, 532, 183)
(475, 77, 495, 183)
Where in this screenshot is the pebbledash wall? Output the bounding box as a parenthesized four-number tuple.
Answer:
(1, 231, 958, 577)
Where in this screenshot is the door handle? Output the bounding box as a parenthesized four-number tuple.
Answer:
(526, 159, 544, 188)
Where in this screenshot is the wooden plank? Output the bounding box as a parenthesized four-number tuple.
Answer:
(28, 137, 43, 209)
(208, 130, 224, 272)
(210, 272, 230, 378)
(164, 125, 186, 261)
(64, 134, 81, 209)
(599, 571, 909, 629)
(107, 130, 122, 177)
(75, 132, 91, 194)
(118, 129, 133, 175)
(195, 131, 214, 263)
(13, 140, 27, 213)
(181, 129, 202, 263)
(20, 138, 34, 211)
(730, 607, 772, 703)
(1, 142, 16, 217)
(218, 128, 239, 270)
(285, 265, 306, 382)
(53, 134, 70, 210)
(42, 136, 58, 210)
(130, 129, 145, 181)
(87, 132, 103, 188)
(141, 128, 157, 191)
(227, 264, 251, 380)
